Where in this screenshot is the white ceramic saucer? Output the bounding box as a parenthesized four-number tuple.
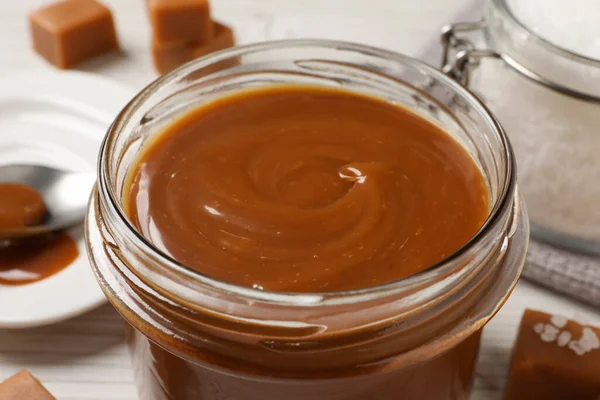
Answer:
(0, 69, 136, 329)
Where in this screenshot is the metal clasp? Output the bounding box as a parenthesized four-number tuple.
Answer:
(441, 20, 500, 86)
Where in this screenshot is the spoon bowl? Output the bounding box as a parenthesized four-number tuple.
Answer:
(0, 165, 95, 239)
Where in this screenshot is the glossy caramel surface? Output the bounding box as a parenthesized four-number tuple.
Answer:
(0, 233, 79, 285)
(0, 183, 78, 285)
(125, 85, 489, 292)
(0, 183, 47, 229)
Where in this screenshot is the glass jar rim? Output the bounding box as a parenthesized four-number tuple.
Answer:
(98, 39, 516, 305)
(492, 0, 600, 66)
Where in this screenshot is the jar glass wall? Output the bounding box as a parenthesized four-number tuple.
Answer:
(85, 40, 529, 400)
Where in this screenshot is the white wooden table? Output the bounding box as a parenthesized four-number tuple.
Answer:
(1, 1, 599, 399)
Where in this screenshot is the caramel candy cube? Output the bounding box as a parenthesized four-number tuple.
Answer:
(148, 0, 213, 43)
(504, 309, 600, 399)
(29, 0, 119, 69)
(0, 370, 55, 400)
(152, 22, 235, 75)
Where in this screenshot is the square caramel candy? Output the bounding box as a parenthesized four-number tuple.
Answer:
(152, 21, 235, 75)
(148, 0, 213, 43)
(0, 370, 55, 400)
(504, 309, 600, 399)
(29, 0, 119, 69)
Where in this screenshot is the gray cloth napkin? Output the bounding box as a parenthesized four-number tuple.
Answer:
(524, 241, 600, 307)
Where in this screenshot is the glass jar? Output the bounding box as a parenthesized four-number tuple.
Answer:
(442, 0, 600, 254)
(85, 40, 528, 400)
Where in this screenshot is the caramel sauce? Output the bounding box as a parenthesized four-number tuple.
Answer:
(0, 183, 47, 229)
(0, 233, 79, 285)
(0, 183, 78, 285)
(125, 85, 489, 293)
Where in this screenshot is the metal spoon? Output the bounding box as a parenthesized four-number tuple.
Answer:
(0, 165, 96, 239)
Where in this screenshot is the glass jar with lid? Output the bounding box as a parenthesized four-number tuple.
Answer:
(85, 40, 528, 400)
(442, 0, 600, 254)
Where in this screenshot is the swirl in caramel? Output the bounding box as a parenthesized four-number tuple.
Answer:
(125, 85, 489, 293)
